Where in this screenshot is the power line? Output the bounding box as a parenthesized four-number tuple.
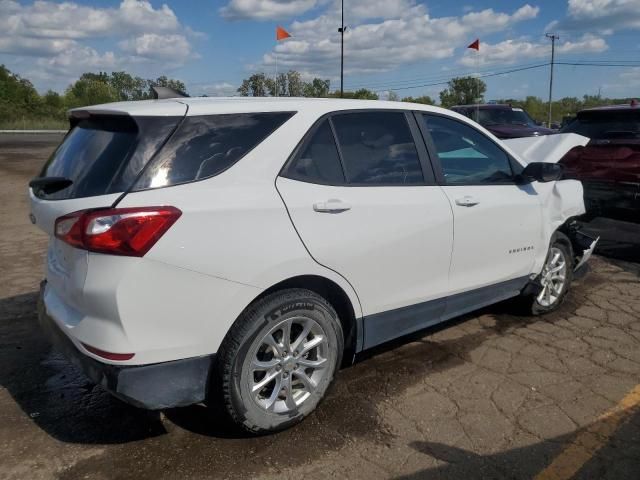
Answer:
(349, 63, 550, 92)
(345, 61, 640, 94)
(557, 62, 640, 67)
(345, 61, 548, 90)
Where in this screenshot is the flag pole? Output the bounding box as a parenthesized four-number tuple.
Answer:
(475, 47, 479, 122)
(275, 26, 291, 97)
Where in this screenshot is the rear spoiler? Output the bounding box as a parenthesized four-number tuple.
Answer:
(151, 86, 189, 99)
(503, 133, 590, 164)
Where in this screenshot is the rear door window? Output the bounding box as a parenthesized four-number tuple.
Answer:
(134, 112, 295, 190)
(37, 115, 179, 200)
(281, 120, 345, 185)
(331, 112, 424, 185)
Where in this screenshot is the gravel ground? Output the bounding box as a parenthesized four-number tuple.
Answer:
(1, 134, 639, 480)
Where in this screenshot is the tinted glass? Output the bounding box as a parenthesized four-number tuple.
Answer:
(423, 114, 514, 185)
(560, 110, 640, 140)
(475, 108, 537, 127)
(135, 112, 294, 189)
(37, 116, 179, 200)
(331, 112, 424, 185)
(283, 120, 345, 184)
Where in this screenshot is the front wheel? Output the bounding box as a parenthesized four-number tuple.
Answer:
(216, 289, 343, 434)
(518, 233, 574, 315)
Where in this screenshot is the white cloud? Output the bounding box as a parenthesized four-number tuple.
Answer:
(259, 3, 540, 76)
(37, 45, 118, 74)
(603, 67, 640, 95)
(0, 36, 76, 56)
(0, 0, 180, 41)
(0, 0, 201, 90)
(459, 35, 608, 67)
(196, 82, 238, 96)
(220, 0, 321, 20)
(119, 33, 194, 61)
(347, 0, 421, 20)
(550, 0, 640, 34)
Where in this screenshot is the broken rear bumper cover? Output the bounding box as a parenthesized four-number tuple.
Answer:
(37, 281, 213, 410)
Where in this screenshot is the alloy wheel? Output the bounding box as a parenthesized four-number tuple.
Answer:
(247, 316, 330, 414)
(537, 246, 567, 307)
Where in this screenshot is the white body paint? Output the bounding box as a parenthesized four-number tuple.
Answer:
(30, 98, 590, 367)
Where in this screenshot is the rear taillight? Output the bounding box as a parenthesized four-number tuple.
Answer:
(54, 206, 182, 257)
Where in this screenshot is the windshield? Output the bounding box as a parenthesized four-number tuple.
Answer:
(37, 115, 181, 200)
(472, 108, 538, 127)
(560, 110, 640, 140)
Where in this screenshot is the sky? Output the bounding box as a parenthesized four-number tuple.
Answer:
(1, 0, 639, 101)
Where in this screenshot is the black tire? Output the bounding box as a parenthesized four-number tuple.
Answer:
(215, 288, 343, 434)
(517, 232, 574, 315)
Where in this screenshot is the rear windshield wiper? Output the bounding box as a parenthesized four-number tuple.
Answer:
(29, 176, 73, 195)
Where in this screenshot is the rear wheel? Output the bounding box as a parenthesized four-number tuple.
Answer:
(518, 233, 573, 315)
(216, 289, 343, 433)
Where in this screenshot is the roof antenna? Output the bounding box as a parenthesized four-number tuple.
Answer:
(151, 86, 189, 100)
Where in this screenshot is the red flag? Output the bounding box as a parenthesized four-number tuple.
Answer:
(276, 26, 291, 41)
(467, 39, 480, 51)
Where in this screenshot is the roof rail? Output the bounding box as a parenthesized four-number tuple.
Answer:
(151, 86, 189, 100)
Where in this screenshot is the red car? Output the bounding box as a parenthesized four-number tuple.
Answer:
(560, 102, 640, 223)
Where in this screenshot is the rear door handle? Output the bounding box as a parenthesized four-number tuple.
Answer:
(455, 196, 480, 207)
(313, 199, 351, 213)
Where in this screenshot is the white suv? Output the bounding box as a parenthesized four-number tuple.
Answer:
(30, 96, 597, 433)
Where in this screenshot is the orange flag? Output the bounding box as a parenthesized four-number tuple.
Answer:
(467, 38, 480, 50)
(276, 26, 291, 41)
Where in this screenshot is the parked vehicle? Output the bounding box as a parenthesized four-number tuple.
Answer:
(31, 96, 596, 433)
(451, 104, 555, 139)
(559, 102, 640, 223)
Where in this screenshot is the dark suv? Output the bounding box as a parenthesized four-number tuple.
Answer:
(559, 103, 640, 223)
(451, 104, 554, 139)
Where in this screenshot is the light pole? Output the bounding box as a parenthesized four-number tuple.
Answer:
(338, 0, 345, 97)
(546, 33, 559, 128)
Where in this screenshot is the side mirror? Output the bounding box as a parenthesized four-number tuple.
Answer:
(520, 162, 563, 183)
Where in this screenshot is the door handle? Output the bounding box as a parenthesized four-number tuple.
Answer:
(313, 199, 351, 213)
(455, 196, 480, 207)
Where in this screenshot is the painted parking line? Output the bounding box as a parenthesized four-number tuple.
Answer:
(535, 384, 640, 480)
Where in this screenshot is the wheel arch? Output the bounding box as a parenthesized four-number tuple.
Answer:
(251, 275, 361, 366)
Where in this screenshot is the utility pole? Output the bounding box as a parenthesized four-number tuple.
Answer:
(338, 0, 345, 98)
(546, 33, 559, 128)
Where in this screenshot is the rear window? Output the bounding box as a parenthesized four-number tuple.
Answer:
(37, 115, 179, 200)
(561, 110, 640, 140)
(133, 112, 295, 190)
(36, 112, 295, 200)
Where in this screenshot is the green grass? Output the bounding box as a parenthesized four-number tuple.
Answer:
(0, 117, 68, 130)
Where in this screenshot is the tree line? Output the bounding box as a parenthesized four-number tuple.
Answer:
(236, 70, 436, 104)
(0, 65, 186, 129)
(0, 64, 632, 129)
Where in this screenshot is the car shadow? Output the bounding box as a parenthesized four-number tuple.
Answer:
(0, 291, 167, 444)
(0, 288, 545, 446)
(0, 263, 626, 477)
(394, 407, 640, 479)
